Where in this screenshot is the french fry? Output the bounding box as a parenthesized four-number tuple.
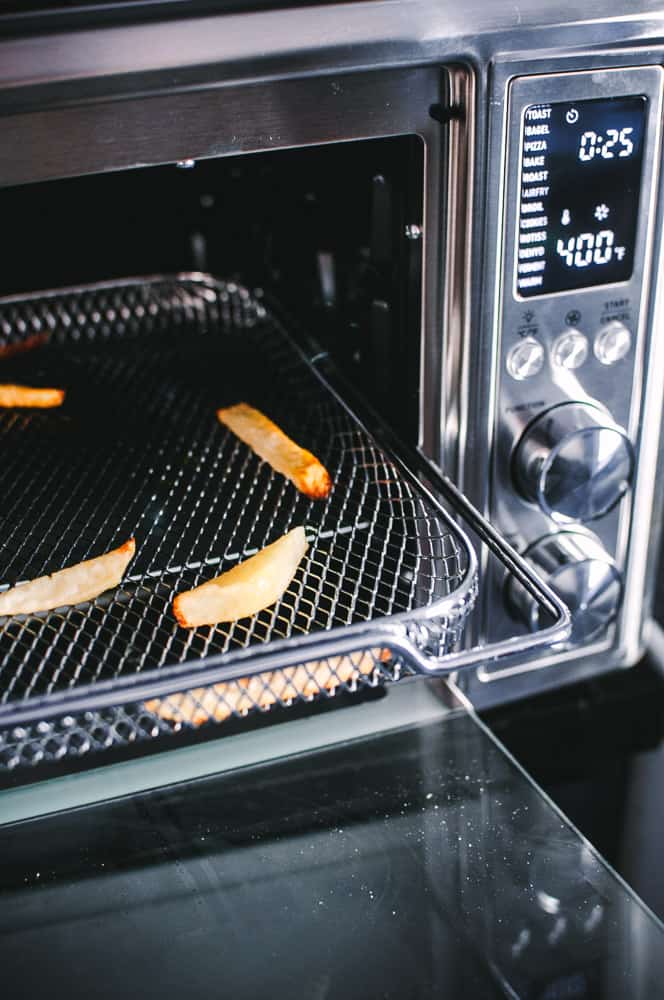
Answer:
(146, 649, 390, 727)
(0, 538, 135, 616)
(0, 384, 64, 408)
(217, 402, 331, 500)
(0, 333, 49, 361)
(173, 526, 308, 628)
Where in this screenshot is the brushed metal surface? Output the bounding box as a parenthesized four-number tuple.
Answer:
(0, 2, 662, 99)
(459, 56, 664, 707)
(492, 67, 661, 557)
(0, 69, 441, 187)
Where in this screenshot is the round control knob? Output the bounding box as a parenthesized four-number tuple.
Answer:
(594, 321, 631, 365)
(506, 338, 545, 380)
(507, 530, 622, 642)
(513, 401, 633, 523)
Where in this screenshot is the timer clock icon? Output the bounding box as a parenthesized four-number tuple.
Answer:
(565, 108, 579, 124)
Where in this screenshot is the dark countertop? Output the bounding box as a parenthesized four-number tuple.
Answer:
(1, 704, 662, 999)
(482, 655, 664, 926)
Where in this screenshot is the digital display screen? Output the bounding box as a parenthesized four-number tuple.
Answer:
(515, 96, 647, 298)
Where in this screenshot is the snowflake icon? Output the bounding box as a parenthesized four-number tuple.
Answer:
(594, 203, 610, 221)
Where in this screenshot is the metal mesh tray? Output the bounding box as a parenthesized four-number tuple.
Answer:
(0, 275, 569, 772)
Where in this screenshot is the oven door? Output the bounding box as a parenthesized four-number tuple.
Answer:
(1, 679, 662, 999)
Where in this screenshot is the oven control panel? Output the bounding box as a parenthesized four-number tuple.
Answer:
(489, 66, 663, 655)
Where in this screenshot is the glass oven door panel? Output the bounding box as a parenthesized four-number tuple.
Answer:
(1, 707, 662, 998)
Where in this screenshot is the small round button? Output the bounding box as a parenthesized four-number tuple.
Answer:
(594, 321, 631, 366)
(552, 328, 588, 370)
(507, 338, 545, 380)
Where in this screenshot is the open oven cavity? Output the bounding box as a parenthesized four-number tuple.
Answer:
(0, 136, 424, 445)
(0, 137, 476, 776)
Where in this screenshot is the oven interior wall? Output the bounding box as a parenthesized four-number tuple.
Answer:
(1, 136, 423, 444)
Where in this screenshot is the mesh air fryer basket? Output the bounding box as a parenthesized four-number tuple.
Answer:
(0, 275, 568, 771)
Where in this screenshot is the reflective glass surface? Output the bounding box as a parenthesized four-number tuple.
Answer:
(1, 710, 662, 999)
(483, 656, 664, 929)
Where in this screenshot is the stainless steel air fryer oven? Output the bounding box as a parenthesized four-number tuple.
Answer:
(1, 2, 664, 995)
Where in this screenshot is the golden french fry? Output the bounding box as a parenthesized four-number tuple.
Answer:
(146, 649, 389, 727)
(0, 538, 135, 616)
(217, 402, 332, 500)
(0, 384, 64, 408)
(173, 526, 308, 628)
